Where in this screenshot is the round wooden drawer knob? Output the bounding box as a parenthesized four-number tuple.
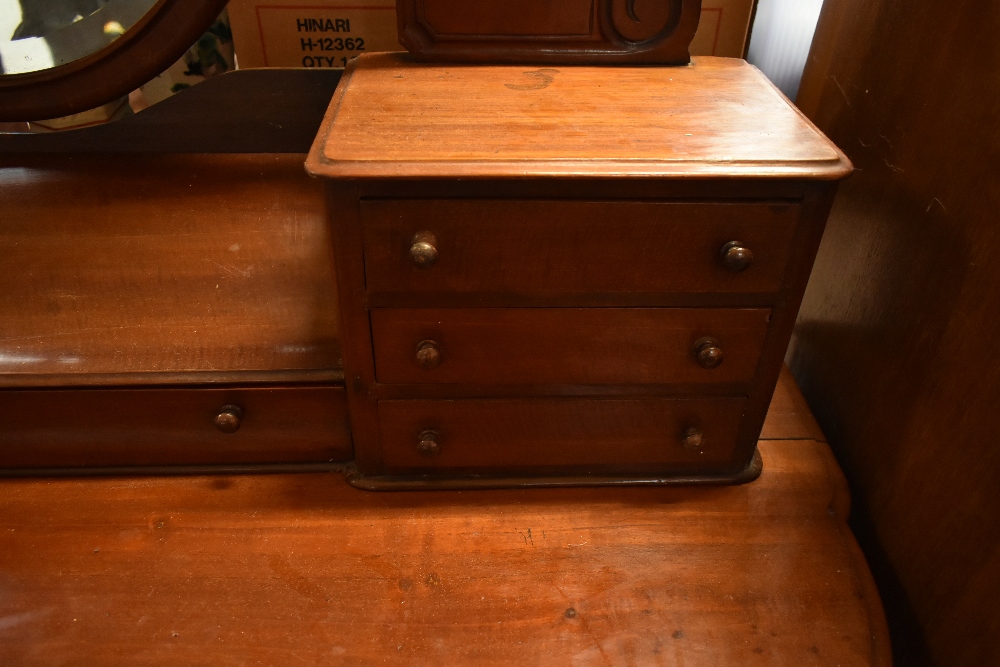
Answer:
(409, 231, 438, 268)
(720, 241, 753, 272)
(693, 337, 724, 369)
(415, 340, 442, 369)
(214, 404, 243, 433)
(417, 430, 441, 457)
(682, 427, 704, 449)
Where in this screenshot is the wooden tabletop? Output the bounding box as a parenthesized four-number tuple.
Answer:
(307, 54, 852, 180)
(0, 369, 888, 665)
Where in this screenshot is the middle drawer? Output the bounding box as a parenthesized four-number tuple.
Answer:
(371, 308, 770, 386)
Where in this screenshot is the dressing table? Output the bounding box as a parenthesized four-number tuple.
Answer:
(0, 2, 889, 664)
(1, 0, 851, 489)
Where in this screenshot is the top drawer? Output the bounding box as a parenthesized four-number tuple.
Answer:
(361, 200, 799, 298)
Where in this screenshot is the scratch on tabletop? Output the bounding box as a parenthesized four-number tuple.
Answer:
(882, 157, 904, 173)
(926, 198, 947, 214)
(831, 76, 853, 109)
(208, 260, 252, 278)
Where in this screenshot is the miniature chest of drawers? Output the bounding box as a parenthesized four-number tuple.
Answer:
(306, 52, 851, 489)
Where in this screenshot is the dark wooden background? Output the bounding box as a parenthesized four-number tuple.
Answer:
(791, 0, 1000, 664)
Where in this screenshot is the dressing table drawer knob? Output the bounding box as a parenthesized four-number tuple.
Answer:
(693, 338, 724, 369)
(213, 404, 243, 433)
(720, 240, 753, 272)
(415, 339, 442, 369)
(409, 231, 438, 268)
(681, 427, 704, 449)
(417, 429, 442, 457)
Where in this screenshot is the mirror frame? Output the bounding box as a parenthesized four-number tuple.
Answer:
(0, 0, 230, 121)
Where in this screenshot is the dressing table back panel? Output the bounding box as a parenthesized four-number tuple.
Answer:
(0, 153, 350, 471)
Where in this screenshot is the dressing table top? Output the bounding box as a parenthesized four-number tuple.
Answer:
(306, 53, 852, 180)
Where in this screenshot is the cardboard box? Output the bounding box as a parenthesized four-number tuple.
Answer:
(228, 0, 400, 69)
(228, 0, 757, 69)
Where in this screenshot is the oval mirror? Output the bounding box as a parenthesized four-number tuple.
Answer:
(0, 0, 229, 121)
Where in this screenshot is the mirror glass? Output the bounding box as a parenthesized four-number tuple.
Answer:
(0, 0, 159, 74)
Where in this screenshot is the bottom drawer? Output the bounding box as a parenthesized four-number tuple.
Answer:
(378, 397, 747, 475)
(0, 386, 352, 469)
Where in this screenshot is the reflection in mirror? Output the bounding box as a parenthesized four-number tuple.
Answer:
(0, 0, 158, 74)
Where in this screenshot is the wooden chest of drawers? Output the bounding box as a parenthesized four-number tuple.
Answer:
(306, 53, 851, 488)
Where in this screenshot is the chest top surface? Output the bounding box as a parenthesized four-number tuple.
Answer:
(306, 52, 851, 181)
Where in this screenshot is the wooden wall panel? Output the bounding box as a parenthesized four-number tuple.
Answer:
(790, 1, 1000, 664)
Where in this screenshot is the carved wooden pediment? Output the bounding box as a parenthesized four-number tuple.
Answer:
(397, 0, 703, 64)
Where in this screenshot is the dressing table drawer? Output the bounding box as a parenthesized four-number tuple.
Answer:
(378, 397, 746, 473)
(361, 199, 800, 298)
(0, 386, 352, 469)
(371, 307, 770, 386)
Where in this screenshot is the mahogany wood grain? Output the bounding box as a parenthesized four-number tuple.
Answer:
(0, 385, 351, 468)
(418, 0, 595, 35)
(362, 199, 800, 300)
(790, 0, 1000, 663)
(760, 365, 825, 442)
(378, 396, 747, 475)
(371, 381, 751, 401)
(306, 54, 851, 180)
(371, 307, 770, 386)
(327, 182, 385, 474)
(357, 178, 816, 202)
(0, 437, 889, 666)
(0, 153, 341, 386)
(397, 0, 702, 64)
(730, 184, 836, 478)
